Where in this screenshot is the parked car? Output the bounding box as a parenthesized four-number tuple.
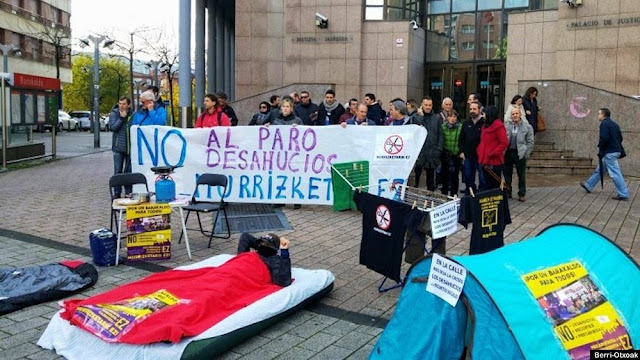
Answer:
(69, 111, 92, 131)
(100, 114, 110, 131)
(58, 110, 79, 131)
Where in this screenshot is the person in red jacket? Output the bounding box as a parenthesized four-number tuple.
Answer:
(195, 93, 231, 127)
(477, 106, 508, 190)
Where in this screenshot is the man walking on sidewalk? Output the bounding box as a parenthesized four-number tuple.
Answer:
(580, 108, 628, 201)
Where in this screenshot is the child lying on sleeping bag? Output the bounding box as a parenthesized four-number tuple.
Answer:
(237, 233, 292, 287)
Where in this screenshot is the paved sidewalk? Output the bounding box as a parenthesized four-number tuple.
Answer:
(0, 151, 638, 359)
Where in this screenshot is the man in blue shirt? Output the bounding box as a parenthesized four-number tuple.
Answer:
(131, 90, 167, 126)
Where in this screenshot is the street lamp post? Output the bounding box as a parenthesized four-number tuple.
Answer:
(0, 43, 21, 171)
(0, 43, 21, 73)
(146, 60, 160, 86)
(80, 35, 114, 148)
(133, 79, 144, 109)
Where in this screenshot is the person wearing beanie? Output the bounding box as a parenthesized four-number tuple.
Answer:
(237, 232, 292, 287)
(131, 90, 168, 126)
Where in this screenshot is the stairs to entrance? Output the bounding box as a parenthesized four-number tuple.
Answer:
(527, 141, 594, 175)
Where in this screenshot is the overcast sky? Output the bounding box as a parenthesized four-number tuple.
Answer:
(70, 1, 194, 61)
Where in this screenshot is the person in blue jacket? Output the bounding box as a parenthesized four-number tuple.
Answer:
(131, 90, 167, 126)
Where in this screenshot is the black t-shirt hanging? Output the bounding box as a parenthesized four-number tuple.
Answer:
(354, 191, 412, 282)
(458, 188, 512, 255)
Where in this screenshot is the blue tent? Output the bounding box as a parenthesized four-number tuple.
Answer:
(371, 224, 640, 359)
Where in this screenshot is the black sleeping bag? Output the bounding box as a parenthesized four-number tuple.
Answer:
(0, 261, 98, 315)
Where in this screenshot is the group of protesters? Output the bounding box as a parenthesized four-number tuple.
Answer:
(110, 86, 540, 201)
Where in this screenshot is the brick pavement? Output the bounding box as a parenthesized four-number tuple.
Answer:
(0, 151, 638, 359)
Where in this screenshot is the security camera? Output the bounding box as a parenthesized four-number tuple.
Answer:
(410, 20, 419, 30)
(315, 13, 328, 29)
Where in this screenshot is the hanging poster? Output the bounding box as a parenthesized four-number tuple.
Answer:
(126, 204, 172, 261)
(37, 94, 45, 123)
(69, 289, 179, 342)
(522, 261, 634, 359)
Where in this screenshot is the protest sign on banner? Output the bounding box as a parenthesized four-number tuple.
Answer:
(429, 201, 460, 238)
(130, 125, 427, 205)
(126, 204, 172, 261)
(522, 261, 634, 358)
(426, 254, 467, 307)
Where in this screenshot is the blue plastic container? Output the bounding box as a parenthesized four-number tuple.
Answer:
(89, 228, 117, 266)
(156, 178, 176, 203)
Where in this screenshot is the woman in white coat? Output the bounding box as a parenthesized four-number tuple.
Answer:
(504, 95, 527, 125)
(504, 107, 535, 202)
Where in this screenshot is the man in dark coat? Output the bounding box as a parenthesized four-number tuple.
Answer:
(294, 90, 319, 125)
(414, 96, 444, 190)
(315, 89, 345, 125)
(237, 233, 292, 287)
(364, 93, 386, 125)
(215, 92, 239, 126)
(459, 101, 486, 195)
(580, 108, 628, 200)
(109, 96, 133, 198)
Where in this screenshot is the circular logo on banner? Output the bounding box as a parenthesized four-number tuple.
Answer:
(375, 204, 391, 230)
(384, 135, 404, 155)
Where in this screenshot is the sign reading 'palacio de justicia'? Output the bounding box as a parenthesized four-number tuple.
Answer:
(566, 16, 640, 30)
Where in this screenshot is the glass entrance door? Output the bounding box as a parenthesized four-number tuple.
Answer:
(476, 63, 505, 115)
(449, 65, 472, 119)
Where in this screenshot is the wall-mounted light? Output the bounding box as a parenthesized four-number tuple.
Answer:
(315, 13, 328, 29)
(561, 0, 583, 8)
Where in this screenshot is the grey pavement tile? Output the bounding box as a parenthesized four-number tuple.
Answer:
(240, 349, 279, 360)
(355, 325, 383, 337)
(0, 329, 43, 350)
(260, 333, 306, 354)
(309, 345, 354, 360)
(0, 343, 42, 360)
(230, 335, 272, 355)
(275, 346, 316, 360)
(283, 310, 317, 326)
(288, 319, 331, 339)
(346, 344, 374, 360)
(297, 332, 341, 352)
(260, 320, 298, 340)
(3, 316, 51, 336)
(333, 331, 375, 351)
(6, 306, 57, 322)
(322, 320, 361, 337)
(26, 349, 64, 360)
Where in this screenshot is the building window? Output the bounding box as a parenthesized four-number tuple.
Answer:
(483, 24, 495, 32)
(504, 0, 529, 8)
(478, 0, 502, 10)
(452, 0, 475, 12)
(364, 0, 424, 21)
(483, 41, 495, 48)
(460, 25, 475, 33)
(462, 42, 475, 50)
(530, 0, 557, 10)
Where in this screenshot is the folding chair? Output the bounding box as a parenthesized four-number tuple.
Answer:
(109, 173, 149, 232)
(178, 174, 231, 248)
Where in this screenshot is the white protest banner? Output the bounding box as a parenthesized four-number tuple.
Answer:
(426, 254, 467, 307)
(130, 125, 427, 205)
(429, 200, 460, 238)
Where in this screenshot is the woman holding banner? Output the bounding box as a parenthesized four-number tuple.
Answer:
(268, 98, 302, 209)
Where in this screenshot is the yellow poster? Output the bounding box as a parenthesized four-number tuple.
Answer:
(125, 204, 172, 261)
(522, 261, 633, 359)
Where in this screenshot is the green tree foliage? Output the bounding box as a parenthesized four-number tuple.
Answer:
(63, 55, 130, 113)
